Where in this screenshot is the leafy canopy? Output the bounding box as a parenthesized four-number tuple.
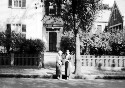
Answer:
(54, 0, 102, 34)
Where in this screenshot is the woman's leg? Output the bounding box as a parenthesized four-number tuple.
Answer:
(67, 62, 70, 78)
(65, 61, 68, 79)
(56, 64, 60, 79)
(60, 65, 62, 79)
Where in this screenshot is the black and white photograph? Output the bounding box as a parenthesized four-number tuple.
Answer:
(0, 0, 125, 88)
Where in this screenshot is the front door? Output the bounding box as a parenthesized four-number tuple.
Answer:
(49, 32, 57, 52)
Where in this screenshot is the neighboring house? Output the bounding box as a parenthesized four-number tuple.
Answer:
(92, 10, 111, 34)
(92, 1, 124, 34)
(91, 4, 111, 34)
(107, 1, 124, 32)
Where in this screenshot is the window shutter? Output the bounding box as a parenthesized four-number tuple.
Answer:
(6, 24, 11, 38)
(22, 24, 26, 32)
(45, 1, 49, 15)
(57, 4, 61, 16)
(53, 5, 56, 15)
(7, 24, 11, 31)
(8, 0, 12, 8)
(56, 0, 62, 16)
(22, 0, 26, 7)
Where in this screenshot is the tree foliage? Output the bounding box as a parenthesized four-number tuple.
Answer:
(108, 30, 125, 55)
(80, 30, 125, 56)
(60, 35, 75, 54)
(89, 33, 112, 55)
(55, 0, 102, 33)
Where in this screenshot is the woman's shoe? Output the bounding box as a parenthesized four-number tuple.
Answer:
(67, 77, 69, 80)
(57, 77, 59, 80)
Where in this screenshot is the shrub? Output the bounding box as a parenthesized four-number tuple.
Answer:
(15, 39, 46, 54)
(10, 32, 46, 54)
(60, 36, 75, 54)
(0, 31, 46, 54)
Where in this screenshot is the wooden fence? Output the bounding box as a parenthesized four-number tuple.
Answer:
(0, 53, 44, 67)
(0, 53, 10, 65)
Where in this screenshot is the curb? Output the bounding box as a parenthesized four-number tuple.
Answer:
(0, 74, 53, 78)
(1, 73, 125, 79)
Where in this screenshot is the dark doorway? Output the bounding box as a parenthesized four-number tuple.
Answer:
(49, 32, 57, 52)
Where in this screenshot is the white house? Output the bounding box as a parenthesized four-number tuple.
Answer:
(91, 9, 111, 34)
(0, 0, 44, 40)
(0, 0, 63, 52)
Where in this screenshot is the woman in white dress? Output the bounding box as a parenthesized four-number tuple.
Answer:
(56, 50, 63, 79)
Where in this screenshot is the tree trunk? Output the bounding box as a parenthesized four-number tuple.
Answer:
(75, 33, 82, 76)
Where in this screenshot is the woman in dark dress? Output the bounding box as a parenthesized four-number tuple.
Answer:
(65, 50, 72, 79)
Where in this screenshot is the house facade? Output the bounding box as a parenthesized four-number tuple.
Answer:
(107, 1, 124, 32)
(42, 0, 63, 52)
(0, 0, 63, 52)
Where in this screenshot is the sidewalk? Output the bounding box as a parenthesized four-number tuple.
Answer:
(0, 65, 74, 79)
(0, 66, 125, 79)
(0, 67, 56, 78)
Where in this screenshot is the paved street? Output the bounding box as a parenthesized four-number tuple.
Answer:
(0, 78, 125, 88)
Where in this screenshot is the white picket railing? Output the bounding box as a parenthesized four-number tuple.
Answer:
(81, 55, 125, 68)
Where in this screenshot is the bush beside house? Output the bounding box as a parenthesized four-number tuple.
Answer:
(60, 36, 75, 54)
(0, 31, 46, 54)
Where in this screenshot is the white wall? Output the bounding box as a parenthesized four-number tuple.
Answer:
(0, 0, 44, 40)
(92, 22, 108, 34)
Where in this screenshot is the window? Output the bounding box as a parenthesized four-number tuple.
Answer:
(8, 0, 26, 8)
(49, 2, 56, 15)
(97, 25, 102, 31)
(114, 9, 117, 20)
(21, 33, 26, 38)
(22, 0, 26, 7)
(22, 24, 26, 32)
(12, 24, 21, 32)
(8, 0, 12, 8)
(11, 24, 26, 33)
(45, 0, 61, 15)
(6, 24, 26, 38)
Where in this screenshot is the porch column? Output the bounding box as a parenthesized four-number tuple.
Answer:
(46, 31, 49, 51)
(56, 31, 60, 51)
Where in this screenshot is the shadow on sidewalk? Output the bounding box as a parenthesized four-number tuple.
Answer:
(52, 74, 67, 79)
